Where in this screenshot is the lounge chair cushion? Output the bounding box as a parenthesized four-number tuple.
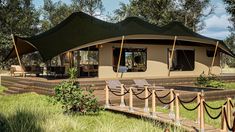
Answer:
(105, 80, 122, 89)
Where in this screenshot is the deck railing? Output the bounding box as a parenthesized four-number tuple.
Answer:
(105, 84, 235, 131)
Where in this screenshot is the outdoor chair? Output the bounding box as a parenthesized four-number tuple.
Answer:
(105, 80, 123, 90)
(10, 65, 27, 77)
(133, 79, 165, 90)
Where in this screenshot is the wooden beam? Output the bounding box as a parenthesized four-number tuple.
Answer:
(11, 34, 22, 67)
(116, 36, 125, 78)
(209, 41, 219, 75)
(168, 36, 177, 76)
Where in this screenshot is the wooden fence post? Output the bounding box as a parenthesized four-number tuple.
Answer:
(175, 93, 180, 126)
(227, 97, 232, 127)
(144, 86, 149, 113)
(105, 85, 110, 108)
(221, 105, 227, 131)
(200, 91, 205, 132)
(120, 84, 125, 107)
(197, 92, 201, 124)
(169, 89, 175, 119)
(152, 89, 156, 117)
(129, 87, 134, 112)
(170, 89, 174, 112)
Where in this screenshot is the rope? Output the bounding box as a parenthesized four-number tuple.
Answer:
(156, 95, 176, 105)
(133, 91, 152, 100)
(155, 91, 170, 99)
(178, 97, 200, 111)
(132, 89, 145, 96)
(109, 89, 129, 96)
(230, 100, 234, 108)
(203, 101, 227, 110)
(147, 88, 152, 94)
(178, 95, 197, 103)
(223, 107, 234, 131)
(203, 102, 222, 120)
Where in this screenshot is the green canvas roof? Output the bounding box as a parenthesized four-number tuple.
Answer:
(5, 12, 234, 61)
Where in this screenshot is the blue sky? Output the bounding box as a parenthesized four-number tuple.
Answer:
(33, 0, 232, 40)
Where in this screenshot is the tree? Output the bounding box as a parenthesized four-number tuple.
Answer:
(223, 0, 235, 67)
(113, 0, 213, 32)
(71, 0, 104, 16)
(0, 0, 40, 69)
(41, 0, 73, 31)
(224, 0, 235, 31)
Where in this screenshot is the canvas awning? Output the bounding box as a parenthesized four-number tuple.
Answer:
(5, 12, 234, 61)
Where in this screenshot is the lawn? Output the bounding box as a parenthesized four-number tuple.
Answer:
(0, 91, 171, 132)
(224, 82, 235, 90)
(0, 86, 6, 93)
(157, 99, 232, 128)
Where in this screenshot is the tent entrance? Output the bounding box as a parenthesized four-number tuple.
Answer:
(73, 46, 99, 77)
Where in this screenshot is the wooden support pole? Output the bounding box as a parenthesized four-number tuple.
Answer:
(227, 97, 232, 127)
(11, 34, 22, 67)
(129, 87, 134, 112)
(200, 91, 205, 132)
(197, 92, 201, 124)
(221, 105, 227, 131)
(170, 89, 174, 113)
(105, 85, 110, 108)
(120, 84, 125, 107)
(168, 36, 177, 77)
(152, 89, 156, 117)
(116, 36, 125, 78)
(175, 93, 180, 126)
(144, 86, 149, 113)
(209, 41, 219, 75)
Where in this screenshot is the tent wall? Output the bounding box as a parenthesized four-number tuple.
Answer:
(98, 43, 221, 78)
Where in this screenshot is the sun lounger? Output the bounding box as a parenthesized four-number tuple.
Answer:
(105, 80, 123, 89)
(10, 65, 27, 77)
(133, 79, 165, 90)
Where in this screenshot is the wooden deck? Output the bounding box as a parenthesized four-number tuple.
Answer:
(106, 105, 220, 132)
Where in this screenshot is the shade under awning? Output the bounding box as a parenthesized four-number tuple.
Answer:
(5, 12, 234, 61)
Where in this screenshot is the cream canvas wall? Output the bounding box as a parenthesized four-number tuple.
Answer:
(98, 43, 221, 79)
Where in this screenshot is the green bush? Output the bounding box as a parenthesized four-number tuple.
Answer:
(53, 68, 100, 114)
(195, 73, 224, 88)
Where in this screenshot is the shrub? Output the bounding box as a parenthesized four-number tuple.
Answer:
(195, 73, 224, 88)
(53, 68, 100, 114)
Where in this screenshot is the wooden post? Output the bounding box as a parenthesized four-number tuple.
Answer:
(144, 86, 149, 113)
(116, 36, 125, 78)
(200, 91, 205, 132)
(170, 89, 174, 113)
(120, 84, 125, 107)
(209, 41, 219, 75)
(221, 105, 227, 131)
(152, 89, 156, 117)
(129, 87, 134, 112)
(197, 92, 201, 124)
(168, 36, 177, 76)
(227, 98, 232, 127)
(175, 93, 180, 126)
(11, 34, 22, 67)
(105, 85, 110, 108)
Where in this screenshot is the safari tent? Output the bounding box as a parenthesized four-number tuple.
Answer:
(6, 12, 234, 78)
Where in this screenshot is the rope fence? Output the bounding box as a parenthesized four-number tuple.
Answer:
(104, 84, 235, 131)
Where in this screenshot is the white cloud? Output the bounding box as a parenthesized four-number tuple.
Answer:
(204, 14, 231, 30)
(200, 30, 230, 40)
(214, 1, 227, 15)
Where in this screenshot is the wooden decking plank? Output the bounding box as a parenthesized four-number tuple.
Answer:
(106, 105, 221, 132)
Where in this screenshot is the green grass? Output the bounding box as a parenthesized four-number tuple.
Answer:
(0, 93, 174, 132)
(224, 82, 235, 90)
(0, 86, 6, 93)
(157, 100, 230, 128)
